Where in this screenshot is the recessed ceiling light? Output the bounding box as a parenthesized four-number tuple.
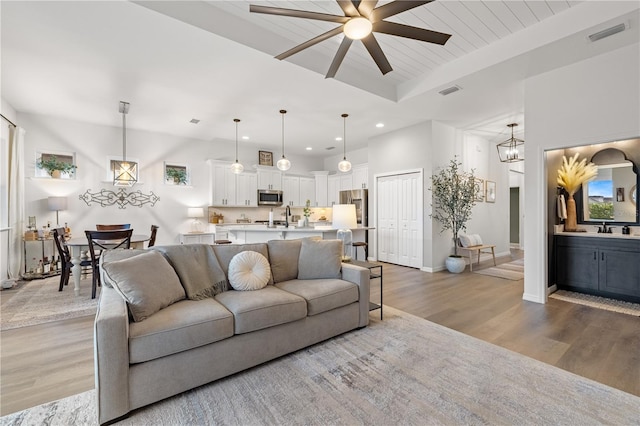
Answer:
(242, 136, 249, 140)
(376, 123, 384, 128)
(335, 137, 342, 141)
(189, 118, 200, 124)
(306, 147, 312, 151)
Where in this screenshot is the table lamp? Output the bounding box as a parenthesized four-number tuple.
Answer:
(48, 196, 68, 226)
(188, 207, 204, 233)
(332, 204, 357, 262)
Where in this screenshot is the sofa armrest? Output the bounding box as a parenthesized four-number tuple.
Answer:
(341, 263, 370, 327)
(94, 285, 130, 425)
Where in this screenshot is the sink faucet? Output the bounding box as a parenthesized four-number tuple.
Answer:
(285, 205, 291, 228)
(599, 222, 608, 233)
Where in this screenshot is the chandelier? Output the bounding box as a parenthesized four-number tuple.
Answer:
(496, 123, 524, 163)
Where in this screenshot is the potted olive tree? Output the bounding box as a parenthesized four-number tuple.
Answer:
(430, 158, 477, 273)
(36, 155, 77, 178)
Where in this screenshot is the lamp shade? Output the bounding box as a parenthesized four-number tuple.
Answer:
(332, 204, 357, 229)
(187, 207, 204, 218)
(48, 196, 67, 211)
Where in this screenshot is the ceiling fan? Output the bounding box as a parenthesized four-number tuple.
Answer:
(250, 0, 452, 78)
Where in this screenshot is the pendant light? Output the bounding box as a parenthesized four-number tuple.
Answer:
(277, 109, 291, 171)
(496, 123, 525, 163)
(230, 118, 244, 174)
(338, 113, 352, 172)
(113, 101, 137, 187)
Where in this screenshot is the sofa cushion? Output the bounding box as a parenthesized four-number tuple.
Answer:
(275, 279, 358, 316)
(215, 286, 306, 334)
(152, 244, 228, 299)
(212, 243, 274, 286)
(101, 251, 186, 322)
(100, 249, 147, 288)
(129, 298, 233, 363)
(267, 239, 302, 283)
(298, 238, 342, 280)
(228, 251, 271, 291)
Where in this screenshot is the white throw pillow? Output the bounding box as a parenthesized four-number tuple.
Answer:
(471, 234, 483, 246)
(459, 234, 472, 248)
(228, 251, 271, 291)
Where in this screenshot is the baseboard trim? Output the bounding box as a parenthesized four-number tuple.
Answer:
(547, 284, 557, 294)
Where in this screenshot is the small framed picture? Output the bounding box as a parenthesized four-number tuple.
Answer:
(616, 187, 625, 202)
(165, 162, 190, 186)
(259, 151, 273, 166)
(474, 178, 484, 202)
(486, 180, 496, 203)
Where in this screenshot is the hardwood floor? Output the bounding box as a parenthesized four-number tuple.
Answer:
(1, 251, 638, 416)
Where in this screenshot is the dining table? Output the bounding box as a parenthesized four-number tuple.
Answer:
(66, 234, 149, 296)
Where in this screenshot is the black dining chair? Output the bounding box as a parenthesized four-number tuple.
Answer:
(85, 229, 133, 299)
(96, 224, 131, 230)
(148, 225, 159, 247)
(53, 227, 93, 292)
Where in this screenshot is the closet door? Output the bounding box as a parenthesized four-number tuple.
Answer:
(398, 173, 421, 268)
(377, 176, 398, 264)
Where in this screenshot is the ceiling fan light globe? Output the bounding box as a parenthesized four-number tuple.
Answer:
(231, 161, 244, 174)
(277, 157, 291, 171)
(338, 159, 352, 172)
(344, 17, 372, 40)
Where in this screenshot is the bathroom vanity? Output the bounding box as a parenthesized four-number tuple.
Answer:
(555, 233, 640, 303)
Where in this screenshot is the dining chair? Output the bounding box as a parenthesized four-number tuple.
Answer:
(53, 228, 93, 292)
(148, 225, 159, 247)
(85, 229, 133, 299)
(96, 224, 131, 230)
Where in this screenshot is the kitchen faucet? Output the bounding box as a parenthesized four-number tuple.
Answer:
(285, 205, 291, 228)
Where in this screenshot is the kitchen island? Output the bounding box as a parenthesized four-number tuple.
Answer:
(212, 223, 373, 245)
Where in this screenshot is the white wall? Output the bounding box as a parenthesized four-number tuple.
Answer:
(18, 112, 326, 246)
(524, 43, 640, 303)
(322, 147, 369, 174)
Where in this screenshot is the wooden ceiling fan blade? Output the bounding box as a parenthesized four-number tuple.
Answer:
(326, 38, 353, 78)
(250, 4, 349, 24)
(275, 27, 345, 60)
(362, 34, 392, 75)
(337, 0, 359, 17)
(357, 0, 378, 19)
(371, 0, 434, 22)
(373, 21, 451, 45)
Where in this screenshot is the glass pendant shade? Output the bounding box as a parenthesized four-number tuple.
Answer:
(277, 109, 291, 171)
(231, 118, 243, 174)
(497, 123, 525, 163)
(338, 113, 351, 172)
(344, 17, 372, 40)
(114, 101, 137, 187)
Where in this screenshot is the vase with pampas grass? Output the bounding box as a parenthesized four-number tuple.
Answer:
(557, 153, 598, 231)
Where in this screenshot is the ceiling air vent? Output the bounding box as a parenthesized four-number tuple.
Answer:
(189, 118, 200, 124)
(439, 85, 461, 96)
(326, 146, 335, 150)
(588, 23, 626, 42)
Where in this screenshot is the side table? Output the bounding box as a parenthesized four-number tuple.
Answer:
(350, 260, 383, 320)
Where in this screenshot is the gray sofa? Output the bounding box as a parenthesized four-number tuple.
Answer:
(94, 238, 370, 425)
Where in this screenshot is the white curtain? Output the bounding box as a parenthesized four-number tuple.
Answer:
(7, 126, 25, 279)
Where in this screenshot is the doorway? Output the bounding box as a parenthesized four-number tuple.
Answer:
(510, 187, 520, 245)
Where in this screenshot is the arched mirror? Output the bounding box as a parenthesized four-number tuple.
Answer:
(578, 148, 639, 225)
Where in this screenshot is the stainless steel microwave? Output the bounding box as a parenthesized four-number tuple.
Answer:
(257, 189, 283, 206)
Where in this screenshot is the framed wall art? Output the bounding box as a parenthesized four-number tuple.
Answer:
(259, 151, 273, 166)
(486, 180, 496, 203)
(164, 162, 190, 186)
(474, 178, 484, 202)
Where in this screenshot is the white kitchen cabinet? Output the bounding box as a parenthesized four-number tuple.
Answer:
(282, 176, 300, 206)
(236, 172, 257, 206)
(339, 174, 353, 192)
(210, 162, 235, 206)
(257, 169, 282, 190)
(299, 177, 315, 207)
(351, 164, 368, 189)
(327, 175, 340, 206)
(180, 233, 215, 245)
(314, 172, 329, 207)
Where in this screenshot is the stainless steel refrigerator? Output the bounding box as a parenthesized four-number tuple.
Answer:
(339, 189, 368, 226)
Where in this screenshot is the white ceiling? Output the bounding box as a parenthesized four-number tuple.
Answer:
(1, 1, 638, 156)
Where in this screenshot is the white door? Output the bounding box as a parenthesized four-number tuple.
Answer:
(398, 173, 421, 267)
(377, 176, 398, 264)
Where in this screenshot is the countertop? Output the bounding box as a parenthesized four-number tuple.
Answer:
(213, 224, 373, 232)
(555, 231, 640, 240)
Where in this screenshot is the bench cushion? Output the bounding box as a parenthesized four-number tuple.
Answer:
(129, 298, 233, 363)
(215, 286, 306, 334)
(275, 279, 358, 316)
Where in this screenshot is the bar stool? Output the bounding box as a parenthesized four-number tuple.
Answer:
(215, 239, 232, 245)
(352, 242, 367, 261)
(214, 230, 231, 245)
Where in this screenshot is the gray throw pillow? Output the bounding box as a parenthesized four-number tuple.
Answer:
(268, 239, 302, 283)
(297, 238, 342, 280)
(100, 249, 147, 288)
(101, 250, 186, 322)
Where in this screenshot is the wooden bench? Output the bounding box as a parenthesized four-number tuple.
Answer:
(457, 240, 496, 272)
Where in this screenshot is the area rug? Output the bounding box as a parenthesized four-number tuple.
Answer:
(0, 276, 98, 331)
(2, 307, 639, 426)
(474, 258, 524, 280)
(550, 289, 640, 317)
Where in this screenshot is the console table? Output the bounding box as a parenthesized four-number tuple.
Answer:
(350, 260, 383, 320)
